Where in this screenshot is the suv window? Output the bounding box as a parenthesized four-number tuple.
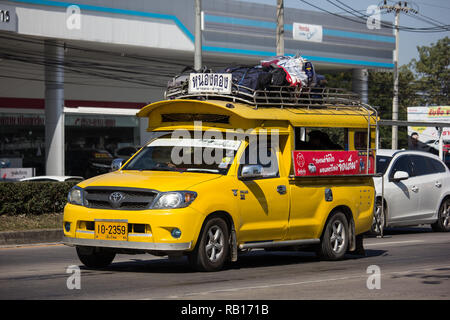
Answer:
(389, 155, 413, 178)
(376, 155, 392, 174)
(429, 158, 446, 173)
(410, 155, 436, 176)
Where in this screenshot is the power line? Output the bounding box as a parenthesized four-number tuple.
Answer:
(298, 0, 450, 32)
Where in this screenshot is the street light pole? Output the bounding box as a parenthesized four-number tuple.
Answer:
(380, 1, 418, 150)
(194, 0, 202, 71)
(392, 9, 399, 150)
(276, 0, 284, 56)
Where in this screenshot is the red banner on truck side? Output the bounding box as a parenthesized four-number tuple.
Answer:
(292, 150, 374, 177)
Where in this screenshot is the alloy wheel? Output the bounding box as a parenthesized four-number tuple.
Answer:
(330, 220, 346, 254)
(205, 225, 225, 263)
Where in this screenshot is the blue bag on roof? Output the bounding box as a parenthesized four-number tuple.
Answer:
(219, 65, 272, 93)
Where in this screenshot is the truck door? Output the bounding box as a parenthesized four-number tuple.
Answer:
(236, 143, 289, 242)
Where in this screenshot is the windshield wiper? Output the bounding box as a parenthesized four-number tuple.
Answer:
(148, 167, 179, 172)
(185, 168, 220, 173)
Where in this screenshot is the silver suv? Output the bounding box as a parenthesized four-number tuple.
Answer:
(372, 149, 450, 234)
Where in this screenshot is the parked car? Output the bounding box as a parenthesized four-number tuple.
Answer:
(372, 149, 450, 234)
(65, 149, 113, 178)
(114, 146, 139, 162)
(424, 139, 450, 154)
(20, 176, 84, 182)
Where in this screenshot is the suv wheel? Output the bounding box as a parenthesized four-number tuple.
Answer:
(431, 198, 450, 232)
(371, 199, 386, 235)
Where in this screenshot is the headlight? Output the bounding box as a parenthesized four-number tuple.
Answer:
(153, 191, 197, 209)
(68, 187, 84, 206)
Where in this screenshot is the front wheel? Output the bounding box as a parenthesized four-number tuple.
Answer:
(431, 198, 450, 232)
(318, 212, 349, 260)
(371, 199, 386, 236)
(76, 246, 116, 269)
(188, 217, 229, 272)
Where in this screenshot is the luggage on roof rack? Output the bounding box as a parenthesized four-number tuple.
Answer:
(165, 74, 361, 108)
(164, 56, 361, 109)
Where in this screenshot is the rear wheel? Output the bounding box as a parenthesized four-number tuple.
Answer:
(188, 217, 229, 272)
(76, 246, 116, 269)
(431, 198, 450, 232)
(318, 212, 349, 260)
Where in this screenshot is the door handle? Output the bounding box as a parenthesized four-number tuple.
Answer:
(435, 181, 442, 188)
(277, 185, 287, 195)
(411, 186, 419, 192)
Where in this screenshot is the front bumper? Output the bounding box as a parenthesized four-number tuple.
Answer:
(63, 203, 203, 252)
(63, 236, 191, 251)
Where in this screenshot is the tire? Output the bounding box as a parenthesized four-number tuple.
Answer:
(188, 217, 229, 272)
(431, 198, 450, 232)
(370, 199, 386, 235)
(76, 246, 116, 269)
(318, 212, 349, 261)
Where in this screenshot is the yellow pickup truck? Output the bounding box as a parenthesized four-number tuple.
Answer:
(63, 85, 377, 271)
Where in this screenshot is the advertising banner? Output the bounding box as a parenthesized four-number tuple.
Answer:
(407, 106, 450, 142)
(0, 168, 35, 180)
(292, 23, 323, 43)
(0, 5, 16, 32)
(292, 150, 374, 177)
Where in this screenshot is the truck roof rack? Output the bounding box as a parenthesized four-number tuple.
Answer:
(165, 80, 366, 111)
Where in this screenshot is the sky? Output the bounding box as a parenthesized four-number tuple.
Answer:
(244, 0, 450, 66)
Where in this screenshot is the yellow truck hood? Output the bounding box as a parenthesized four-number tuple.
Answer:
(78, 170, 222, 192)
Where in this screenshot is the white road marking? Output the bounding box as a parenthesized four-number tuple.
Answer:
(365, 240, 425, 247)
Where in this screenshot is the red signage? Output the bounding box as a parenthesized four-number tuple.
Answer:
(292, 150, 374, 177)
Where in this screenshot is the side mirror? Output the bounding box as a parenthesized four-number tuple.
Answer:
(111, 158, 124, 171)
(392, 170, 409, 181)
(240, 164, 263, 179)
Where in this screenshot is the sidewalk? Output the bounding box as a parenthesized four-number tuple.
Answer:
(0, 229, 62, 246)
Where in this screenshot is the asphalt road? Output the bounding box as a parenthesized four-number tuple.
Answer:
(0, 227, 449, 300)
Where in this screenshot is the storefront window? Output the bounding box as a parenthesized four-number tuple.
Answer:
(0, 111, 140, 179)
(0, 112, 46, 176)
(65, 114, 140, 177)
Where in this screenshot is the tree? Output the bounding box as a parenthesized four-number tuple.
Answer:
(322, 36, 449, 149)
(410, 36, 449, 106)
(368, 65, 416, 148)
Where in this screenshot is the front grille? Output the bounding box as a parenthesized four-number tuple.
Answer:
(84, 187, 158, 210)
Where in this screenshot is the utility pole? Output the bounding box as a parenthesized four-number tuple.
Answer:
(194, 0, 202, 71)
(276, 0, 284, 56)
(380, 1, 417, 150)
(44, 40, 65, 176)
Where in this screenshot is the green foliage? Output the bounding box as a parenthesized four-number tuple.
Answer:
(322, 36, 449, 149)
(368, 65, 416, 148)
(0, 182, 77, 216)
(324, 71, 353, 91)
(410, 36, 449, 105)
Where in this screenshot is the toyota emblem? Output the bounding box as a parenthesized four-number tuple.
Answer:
(109, 191, 124, 203)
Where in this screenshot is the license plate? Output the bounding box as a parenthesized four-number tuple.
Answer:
(188, 73, 232, 94)
(95, 221, 128, 241)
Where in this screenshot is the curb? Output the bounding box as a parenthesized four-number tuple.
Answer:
(0, 229, 63, 245)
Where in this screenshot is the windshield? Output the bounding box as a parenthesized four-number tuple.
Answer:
(376, 155, 393, 174)
(123, 137, 241, 175)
